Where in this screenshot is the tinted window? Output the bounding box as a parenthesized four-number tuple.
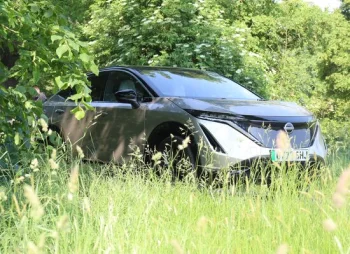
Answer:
(53, 74, 108, 102)
(89, 73, 109, 101)
(137, 69, 259, 100)
(103, 71, 149, 102)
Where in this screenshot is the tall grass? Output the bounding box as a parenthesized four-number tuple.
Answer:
(0, 143, 349, 253)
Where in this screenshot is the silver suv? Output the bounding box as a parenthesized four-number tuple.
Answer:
(44, 66, 327, 177)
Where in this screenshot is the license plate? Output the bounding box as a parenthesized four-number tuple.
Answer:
(270, 149, 309, 162)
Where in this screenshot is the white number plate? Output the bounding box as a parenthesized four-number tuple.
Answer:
(270, 149, 309, 162)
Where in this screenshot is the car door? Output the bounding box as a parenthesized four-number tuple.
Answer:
(87, 70, 148, 163)
(48, 73, 109, 155)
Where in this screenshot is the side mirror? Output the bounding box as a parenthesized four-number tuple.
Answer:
(114, 89, 140, 109)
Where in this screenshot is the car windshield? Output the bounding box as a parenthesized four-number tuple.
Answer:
(136, 69, 260, 100)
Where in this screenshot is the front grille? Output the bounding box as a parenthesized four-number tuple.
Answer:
(232, 120, 317, 149)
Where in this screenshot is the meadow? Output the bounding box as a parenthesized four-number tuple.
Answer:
(0, 145, 349, 254)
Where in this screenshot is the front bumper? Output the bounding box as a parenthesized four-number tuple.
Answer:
(197, 119, 327, 172)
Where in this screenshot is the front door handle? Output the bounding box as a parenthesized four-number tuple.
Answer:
(55, 109, 65, 114)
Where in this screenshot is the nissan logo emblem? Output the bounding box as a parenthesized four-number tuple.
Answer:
(284, 122, 294, 134)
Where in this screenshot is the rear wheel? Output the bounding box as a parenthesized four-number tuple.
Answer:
(156, 135, 196, 181)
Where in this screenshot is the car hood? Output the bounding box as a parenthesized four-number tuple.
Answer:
(168, 98, 313, 118)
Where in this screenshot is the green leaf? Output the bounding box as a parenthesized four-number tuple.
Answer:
(68, 39, 80, 51)
(82, 101, 94, 110)
(89, 62, 99, 75)
(79, 53, 90, 63)
(68, 93, 83, 101)
(14, 132, 20, 145)
(44, 10, 53, 18)
(71, 107, 85, 120)
(56, 44, 70, 58)
(51, 35, 63, 42)
(55, 76, 65, 89)
(33, 66, 40, 83)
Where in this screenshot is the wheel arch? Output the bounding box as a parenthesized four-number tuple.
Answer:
(146, 121, 200, 161)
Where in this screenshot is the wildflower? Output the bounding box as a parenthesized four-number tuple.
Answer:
(76, 145, 84, 159)
(47, 129, 53, 136)
(30, 158, 39, 171)
(48, 158, 59, 170)
(323, 218, 337, 232)
(23, 185, 44, 220)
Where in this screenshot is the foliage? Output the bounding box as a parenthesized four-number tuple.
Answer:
(84, 0, 270, 95)
(341, 0, 350, 20)
(0, 0, 98, 165)
(246, 0, 350, 147)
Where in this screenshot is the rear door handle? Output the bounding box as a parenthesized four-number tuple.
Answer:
(55, 109, 65, 114)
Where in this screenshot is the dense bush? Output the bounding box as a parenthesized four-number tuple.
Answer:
(0, 0, 98, 166)
(84, 0, 270, 96)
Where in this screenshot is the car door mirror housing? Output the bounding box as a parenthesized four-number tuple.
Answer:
(114, 89, 140, 109)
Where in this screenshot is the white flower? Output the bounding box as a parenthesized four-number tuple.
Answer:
(236, 69, 242, 74)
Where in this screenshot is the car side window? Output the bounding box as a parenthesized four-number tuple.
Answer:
(89, 73, 109, 102)
(103, 71, 149, 102)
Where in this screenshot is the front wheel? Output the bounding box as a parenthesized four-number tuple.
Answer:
(156, 135, 196, 181)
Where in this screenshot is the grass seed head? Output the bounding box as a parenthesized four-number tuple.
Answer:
(276, 243, 289, 254)
(170, 239, 184, 254)
(68, 165, 79, 194)
(335, 169, 350, 196)
(323, 218, 337, 232)
(276, 131, 291, 151)
(38, 118, 48, 132)
(0, 189, 7, 202)
(51, 149, 57, 160)
(23, 185, 44, 220)
(30, 158, 39, 171)
(76, 145, 85, 159)
(56, 215, 70, 232)
(48, 158, 59, 170)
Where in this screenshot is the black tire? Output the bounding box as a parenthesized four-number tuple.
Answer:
(156, 135, 196, 181)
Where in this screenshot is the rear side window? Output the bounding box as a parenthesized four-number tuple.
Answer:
(89, 73, 109, 101)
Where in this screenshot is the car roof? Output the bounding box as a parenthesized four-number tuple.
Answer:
(93, 65, 209, 76)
